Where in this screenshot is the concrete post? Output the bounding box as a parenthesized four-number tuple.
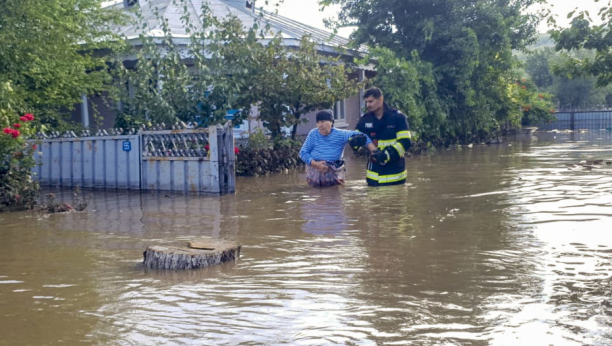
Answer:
(81, 93, 90, 128)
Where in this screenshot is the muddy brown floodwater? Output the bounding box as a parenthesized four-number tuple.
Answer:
(1, 132, 612, 345)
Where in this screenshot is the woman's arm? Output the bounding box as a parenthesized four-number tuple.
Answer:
(299, 131, 316, 165)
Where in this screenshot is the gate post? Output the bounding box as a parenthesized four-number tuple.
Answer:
(208, 125, 220, 193)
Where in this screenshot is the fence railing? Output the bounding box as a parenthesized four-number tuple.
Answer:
(31, 123, 235, 194)
(537, 111, 612, 131)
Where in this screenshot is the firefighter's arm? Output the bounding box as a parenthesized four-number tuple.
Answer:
(382, 113, 411, 162)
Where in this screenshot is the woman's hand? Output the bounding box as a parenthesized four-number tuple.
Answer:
(311, 160, 329, 173)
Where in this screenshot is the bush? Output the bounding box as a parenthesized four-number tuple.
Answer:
(236, 133, 304, 176)
(0, 113, 39, 211)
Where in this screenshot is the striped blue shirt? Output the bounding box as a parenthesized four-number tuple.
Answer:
(300, 128, 372, 165)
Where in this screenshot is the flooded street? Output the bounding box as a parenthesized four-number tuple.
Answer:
(1, 132, 612, 345)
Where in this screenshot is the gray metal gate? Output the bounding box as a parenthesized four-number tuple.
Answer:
(32, 123, 235, 194)
(140, 123, 235, 194)
(34, 134, 141, 189)
(538, 111, 612, 131)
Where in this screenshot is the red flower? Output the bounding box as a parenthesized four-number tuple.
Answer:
(234, 147, 240, 154)
(13, 123, 21, 128)
(521, 85, 526, 90)
(205, 144, 210, 150)
(32, 144, 37, 150)
(24, 113, 34, 121)
(19, 116, 27, 121)
(15, 195, 21, 201)
(11, 130, 20, 138)
(3, 127, 11, 134)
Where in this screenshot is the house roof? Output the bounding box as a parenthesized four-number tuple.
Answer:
(107, 0, 352, 50)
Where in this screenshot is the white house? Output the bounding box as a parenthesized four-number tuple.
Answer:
(75, 0, 374, 136)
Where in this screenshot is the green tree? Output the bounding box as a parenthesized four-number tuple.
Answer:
(356, 47, 441, 141)
(320, 0, 547, 144)
(525, 49, 555, 89)
(523, 47, 612, 110)
(117, 0, 359, 138)
(550, 6, 612, 87)
(0, 0, 126, 129)
(512, 79, 555, 126)
(0, 0, 125, 209)
(251, 36, 360, 139)
(115, 3, 259, 127)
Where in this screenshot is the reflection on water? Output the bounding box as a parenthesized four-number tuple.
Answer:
(1, 132, 611, 345)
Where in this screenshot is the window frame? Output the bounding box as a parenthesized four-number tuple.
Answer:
(333, 99, 347, 127)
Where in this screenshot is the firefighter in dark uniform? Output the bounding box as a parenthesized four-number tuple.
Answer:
(350, 87, 412, 186)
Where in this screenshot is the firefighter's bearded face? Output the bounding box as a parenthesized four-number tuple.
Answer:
(316, 120, 333, 136)
(365, 95, 384, 113)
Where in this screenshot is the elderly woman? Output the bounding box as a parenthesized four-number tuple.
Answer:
(300, 111, 376, 187)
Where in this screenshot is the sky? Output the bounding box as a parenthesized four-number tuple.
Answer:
(262, 0, 606, 38)
(102, 0, 606, 38)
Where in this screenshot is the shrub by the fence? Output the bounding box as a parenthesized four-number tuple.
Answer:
(236, 135, 304, 176)
(1, 113, 39, 211)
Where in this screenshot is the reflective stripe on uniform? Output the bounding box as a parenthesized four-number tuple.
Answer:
(396, 131, 412, 139)
(377, 140, 405, 156)
(377, 139, 396, 148)
(366, 170, 407, 183)
(392, 142, 405, 156)
(366, 170, 379, 180)
(377, 132, 411, 150)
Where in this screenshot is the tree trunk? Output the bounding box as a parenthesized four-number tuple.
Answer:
(143, 238, 241, 269)
(291, 113, 302, 140)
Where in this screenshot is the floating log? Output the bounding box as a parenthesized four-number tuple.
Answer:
(143, 238, 241, 269)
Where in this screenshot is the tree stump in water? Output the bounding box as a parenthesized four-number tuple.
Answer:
(143, 238, 241, 269)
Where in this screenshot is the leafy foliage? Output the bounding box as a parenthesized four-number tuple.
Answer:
(0, 0, 127, 130)
(549, 7, 612, 87)
(0, 113, 39, 211)
(525, 50, 555, 89)
(251, 36, 360, 138)
(320, 0, 547, 144)
(524, 48, 612, 110)
(115, 3, 255, 127)
(512, 79, 556, 126)
(236, 138, 303, 176)
(116, 0, 358, 138)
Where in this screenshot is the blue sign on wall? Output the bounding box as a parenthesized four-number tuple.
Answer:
(122, 141, 132, 152)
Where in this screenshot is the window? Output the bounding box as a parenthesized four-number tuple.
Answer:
(333, 99, 346, 126)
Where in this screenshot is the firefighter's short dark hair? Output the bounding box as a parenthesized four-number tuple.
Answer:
(363, 87, 383, 99)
